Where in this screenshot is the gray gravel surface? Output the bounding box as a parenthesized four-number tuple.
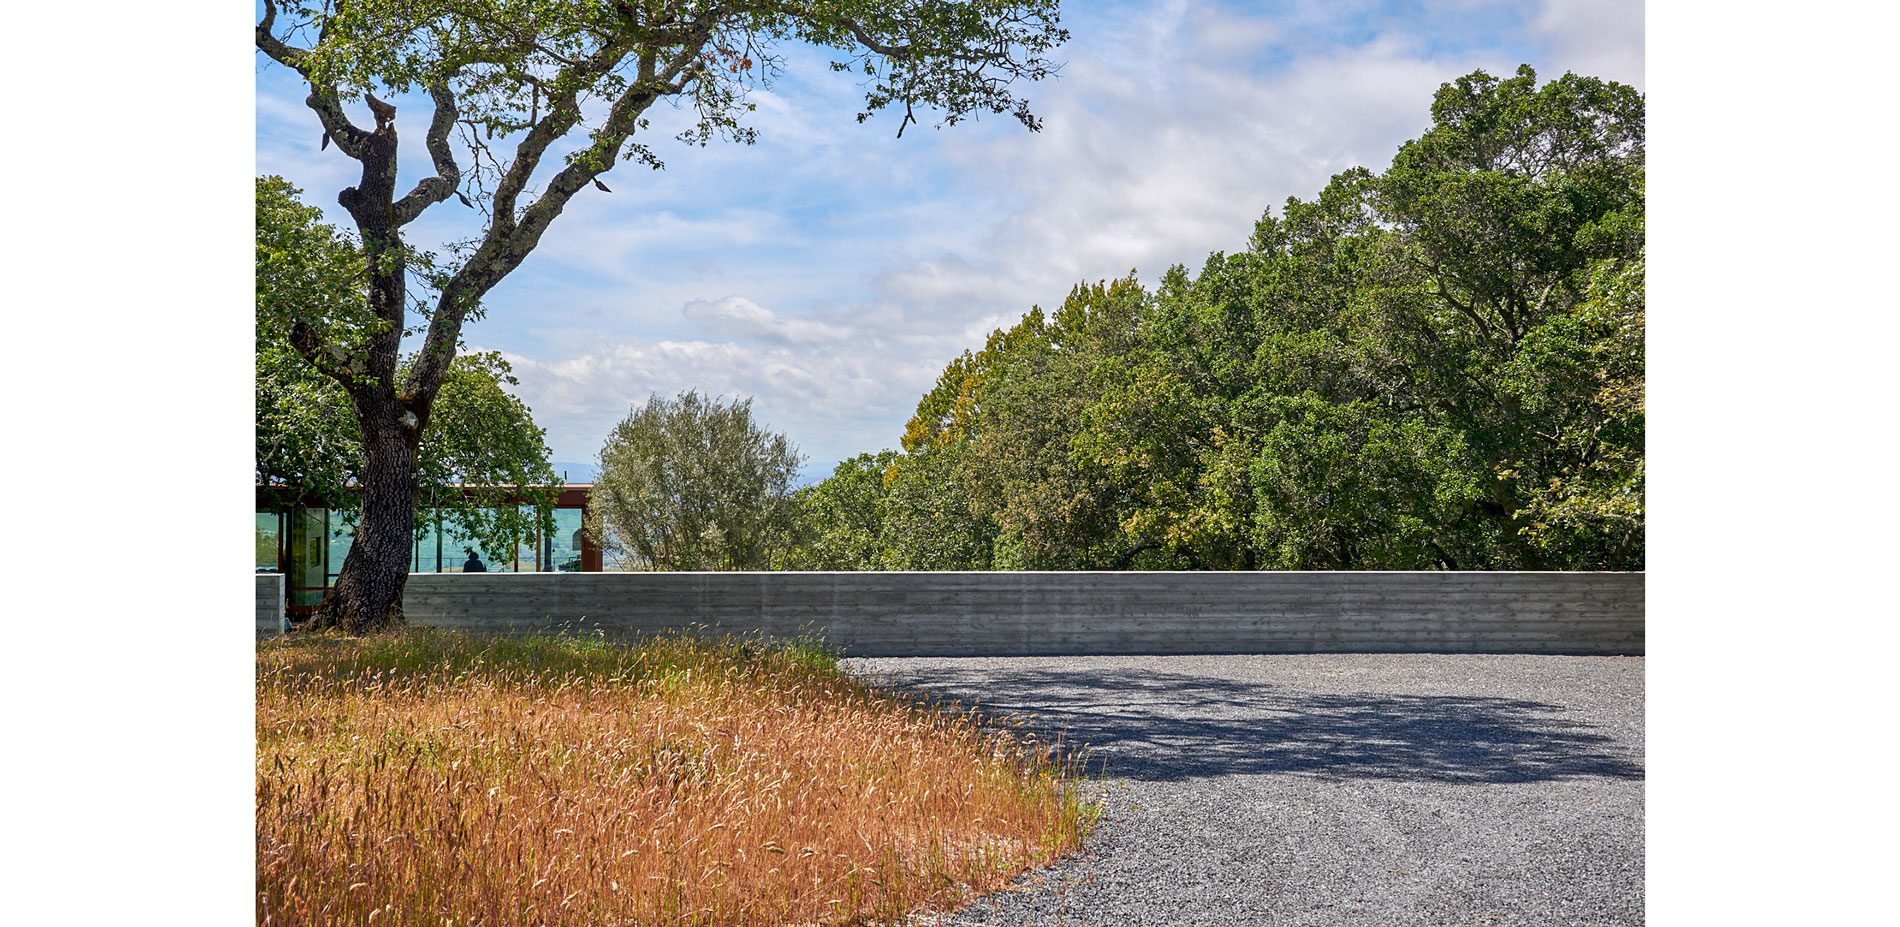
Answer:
(844, 654, 1644, 927)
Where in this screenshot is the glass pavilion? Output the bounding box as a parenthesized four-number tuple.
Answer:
(256, 484, 601, 618)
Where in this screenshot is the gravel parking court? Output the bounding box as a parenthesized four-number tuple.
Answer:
(845, 653, 1645, 927)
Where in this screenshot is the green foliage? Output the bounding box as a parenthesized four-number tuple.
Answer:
(591, 391, 803, 570)
(254, 175, 460, 376)
(255, 177, 559, 560)
(887, 277, 1152, 569)
(1508, 254, 1645, 566)
(783, 446, 1001, 571)
(413, 352, 563, 555)
(1245, 397, 1480, 569)
(255, 175, 376, 350)
(784, 451, 899, 570)
(786, 65, 1645, 572)
(879, 446, 998, 569)
(272, 0, 1065, 189)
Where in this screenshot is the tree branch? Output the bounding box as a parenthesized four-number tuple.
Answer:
(501, 38, 703, 268)
(286, 320, 359, 391)
(392, 78, 464, 226)
(306, 88, 375, 161)
(485, 37, 636, 240)
(405, 34, 704, 409)
(255, 0, 373, 160)
(1411, 254, 1505, 344)
(837, 16, 917, 58)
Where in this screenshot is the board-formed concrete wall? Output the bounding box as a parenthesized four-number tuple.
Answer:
(256, 574, 285, 638)
(399, 571, 1643, 656)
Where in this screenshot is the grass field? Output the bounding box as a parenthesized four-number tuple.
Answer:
(256, 629, 1094, 926)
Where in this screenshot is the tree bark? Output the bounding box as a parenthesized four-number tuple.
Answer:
(306, 406, 419, 633)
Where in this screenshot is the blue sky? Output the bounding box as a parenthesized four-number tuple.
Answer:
(255, 0, 1645, 481)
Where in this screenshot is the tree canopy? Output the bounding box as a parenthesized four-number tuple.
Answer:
(256, 176, 560, 562)
(789, 65, 1644, 572)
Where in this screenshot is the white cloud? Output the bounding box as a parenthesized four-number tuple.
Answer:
(682, 295, 856, 344)
(529, 207, 795, 282)
(481, 336, 945, 475)
(859, 8, 1485, 337)
(1532, 0, 1646, 89)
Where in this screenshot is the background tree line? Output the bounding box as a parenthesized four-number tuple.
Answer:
(781, 65, 1644, 572)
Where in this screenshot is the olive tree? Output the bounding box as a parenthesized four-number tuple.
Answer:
(591, 391, 802, 570)
(255, 0, 1066, 630)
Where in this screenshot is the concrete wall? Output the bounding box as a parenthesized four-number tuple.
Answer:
(400, 571, 1643, 656)
(256, 574, 285, 638)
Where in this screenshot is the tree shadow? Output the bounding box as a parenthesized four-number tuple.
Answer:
(871, 665, 1643, 784)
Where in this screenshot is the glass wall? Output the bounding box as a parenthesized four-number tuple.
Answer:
(289, 507, 328, 609)
(256, 512, 281, 572)
(514, 506, 541, 572)
(327, 516, 357, 585)
(439, 518, 497, 572)
(548, 508, 585, 572)
(264, 497, 590, 612)
(411, 515, 443, 573)
(421, 508, 567, 572)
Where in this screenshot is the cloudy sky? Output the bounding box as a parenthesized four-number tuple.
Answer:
(255, 0, 1645, 481)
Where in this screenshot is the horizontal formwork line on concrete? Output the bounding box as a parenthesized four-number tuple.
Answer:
(412, 613, 1641, 632)
(404, 617, 1637, 637)
(410, 632, 1638, 657)
(404, 610, 1641, 630)
(409, 616, 1631, 634)
(420, 634, 1640, 649)
(403, 598, 1637, 614)
(412, 623, 1641, 644)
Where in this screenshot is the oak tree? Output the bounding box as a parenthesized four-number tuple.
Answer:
(257, 177, 560, 568)
(255, 0, 1066, 629)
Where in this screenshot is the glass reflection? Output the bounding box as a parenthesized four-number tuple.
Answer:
(549, 508, 584, 572)
(256, 512, 281, 572)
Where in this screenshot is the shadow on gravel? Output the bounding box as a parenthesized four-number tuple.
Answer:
(877, 666, 1643, 785)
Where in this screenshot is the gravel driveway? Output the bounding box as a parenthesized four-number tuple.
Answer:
(845, 654, 1644, 927)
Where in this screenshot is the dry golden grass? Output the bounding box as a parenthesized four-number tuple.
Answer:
(257, 629, 1092, 926)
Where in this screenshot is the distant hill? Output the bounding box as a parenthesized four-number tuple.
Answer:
(548, 460, 826, 488)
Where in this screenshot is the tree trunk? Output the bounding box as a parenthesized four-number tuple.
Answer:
(298, 102, 423, 635)
(305, 119, 417, 635)
(306, 406, 419, 633)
